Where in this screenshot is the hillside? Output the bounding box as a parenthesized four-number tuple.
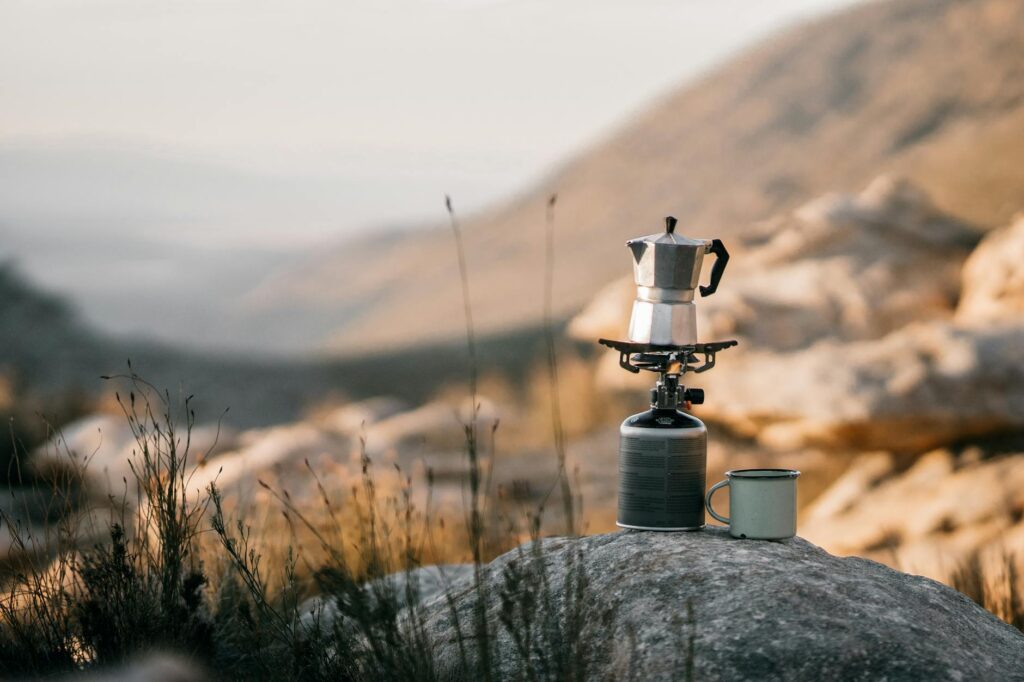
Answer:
(0, 264, 547, 430)
(251, 0, 1024, 354)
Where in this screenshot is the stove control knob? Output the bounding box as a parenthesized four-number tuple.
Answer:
(683, 388, 705, 405)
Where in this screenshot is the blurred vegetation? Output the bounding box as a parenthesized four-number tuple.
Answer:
(0, 376, 602, 680)
(952, 549, 1024, 633)
(0, 370, 92, 487)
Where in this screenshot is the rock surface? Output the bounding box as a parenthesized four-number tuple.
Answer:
(53, 654, 207, 682)
(300, 564, 477, 634)
(417, 530, 1024, 681)
(697, 176, 978, 352)
(699, 321, 1024, 452)
(41, 415, 240, 493)
(957, 214, 1024, 325)
(802, 448, 1024, 583)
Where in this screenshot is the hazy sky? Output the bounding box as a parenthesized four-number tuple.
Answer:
(2, 0, 862, 241)
(2, 0, 863, 349)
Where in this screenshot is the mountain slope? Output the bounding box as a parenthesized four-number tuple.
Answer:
(255, 0, 1024, 354)
(0, 264, 549, 429)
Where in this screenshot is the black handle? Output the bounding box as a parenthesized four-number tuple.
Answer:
(699, 239, 729, 297)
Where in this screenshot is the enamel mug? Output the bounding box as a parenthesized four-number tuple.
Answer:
(705, 469, 800, 539)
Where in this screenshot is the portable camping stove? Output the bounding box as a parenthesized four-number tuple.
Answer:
(599, 217, 737, 531)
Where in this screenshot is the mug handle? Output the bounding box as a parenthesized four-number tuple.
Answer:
(705, 480, 730, 524)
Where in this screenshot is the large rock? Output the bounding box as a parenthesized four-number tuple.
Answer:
(418, 530, 1024, 680)
(54, 654, 207, 682)
(186, 422, 344, 499)
(802, 449, 1024, 583)
(700, 176, 978, 351)
(688, 200, 1021, 453)
(314, 396, 410, 436)
(300, 564, 477, 635)
(360, 397, 499, 457)
(36, 415, 239, 494)
(957, 214, 1024, 325)
(699, 321, 1024, 452)
(28, 414, 346, 516)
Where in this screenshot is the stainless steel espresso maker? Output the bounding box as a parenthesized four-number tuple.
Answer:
(600, 216, 736, 531)
(627, 216, 729, 346)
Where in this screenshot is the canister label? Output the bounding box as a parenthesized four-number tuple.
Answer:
(618, 431, 706, 529)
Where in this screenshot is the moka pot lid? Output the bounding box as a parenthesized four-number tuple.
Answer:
(628, 217, 712, 290)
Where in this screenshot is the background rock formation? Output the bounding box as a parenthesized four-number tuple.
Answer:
(957, 215, 1024, 325)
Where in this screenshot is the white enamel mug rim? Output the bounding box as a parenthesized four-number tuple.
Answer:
(725, 468, 799, 480)
(705, 468, 801, 528)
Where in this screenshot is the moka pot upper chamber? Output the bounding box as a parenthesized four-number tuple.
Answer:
(626, 216, 729, 346)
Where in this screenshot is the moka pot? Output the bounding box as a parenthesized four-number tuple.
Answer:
(627, 217, 729, 346)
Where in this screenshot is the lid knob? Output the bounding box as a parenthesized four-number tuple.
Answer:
(665, 216, 677, 234)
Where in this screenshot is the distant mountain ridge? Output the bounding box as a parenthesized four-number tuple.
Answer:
(0, 264, 548, 428)
(254, 0, 1024, 354)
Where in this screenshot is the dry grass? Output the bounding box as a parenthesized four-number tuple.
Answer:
(951, 547, 1024, 632)
(0, 370, 593, 679)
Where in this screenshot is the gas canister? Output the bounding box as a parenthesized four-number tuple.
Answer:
(617, 378, 706, 531)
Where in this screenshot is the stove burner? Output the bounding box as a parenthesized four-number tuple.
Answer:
(597, 338, 738, 374)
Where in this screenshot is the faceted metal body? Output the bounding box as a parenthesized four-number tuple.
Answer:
(626, 230, 712, 346)
(628, 232, 710, 290)
(627, 289, 698, 346)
